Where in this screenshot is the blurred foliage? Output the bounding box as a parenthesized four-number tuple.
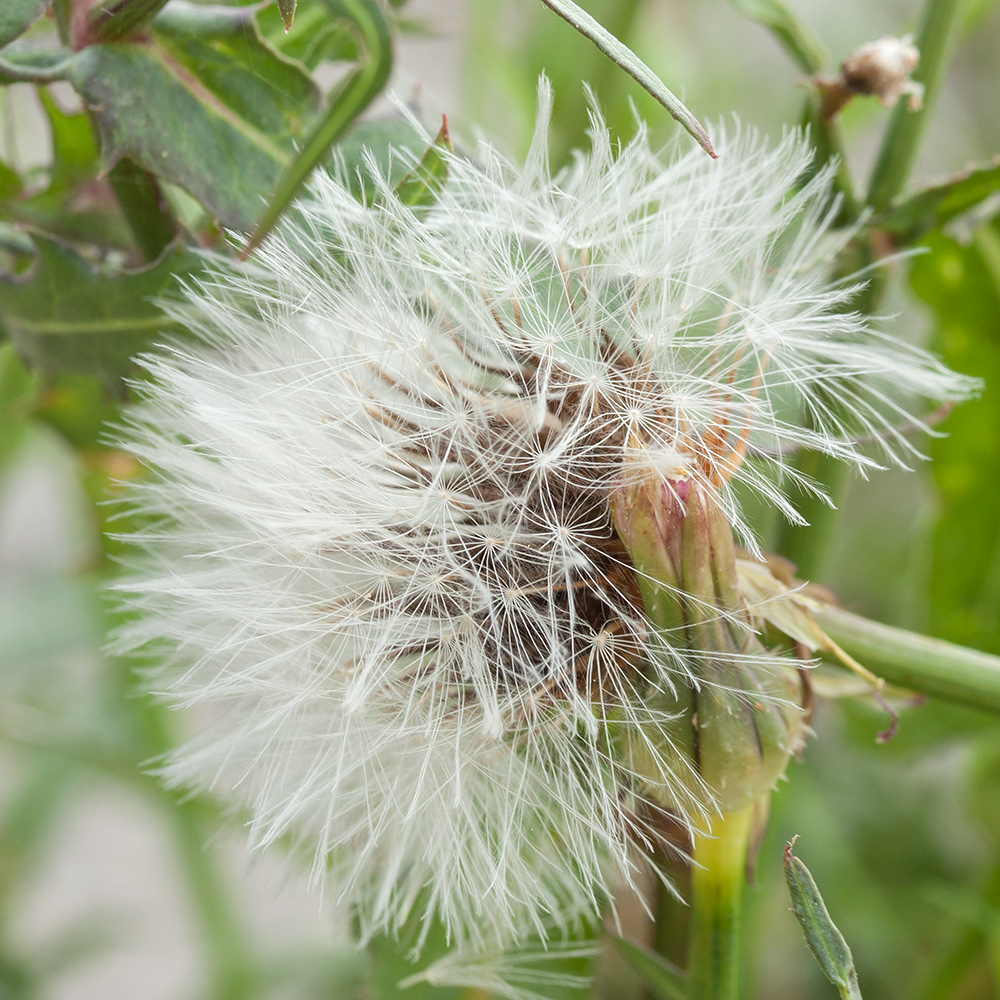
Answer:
(1, 0, 1000, 998)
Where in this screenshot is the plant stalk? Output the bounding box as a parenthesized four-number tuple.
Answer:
(688, 805, 754, 1000)
(812, 604, 1000, 714)
(866, 0, 964, 211)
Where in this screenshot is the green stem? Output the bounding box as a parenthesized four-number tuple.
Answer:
(812, 604, 1000, 713)
(166, 794, 255, 1000)
(688, 806, 753, 1000)
(126, 680, 254, 999)
(866, 0, 963, 211)
(802, 97, 860, 225)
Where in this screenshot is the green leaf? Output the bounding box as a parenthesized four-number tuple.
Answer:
(0, 236, 204, 386)
(243, 0, 393, 254)
(62, 3, 319, 229)
(784, 841, 864, 1000)
(534, 0, 715, 156)
(0, 343, 39, 470)
(610, 936, 687, 1000)
(0, 0, 49, 48)
(0, 41, 70, 83)
(874, 157, 1000, 244)
(1, 91, 134, 250)
(258, 0, 359, 69)
(152, 3, 318, 139)
(40, 89, 97, 187)
(86, 0, 170, 42)
(277, 0, 297, 31)
(727, 0, 826, 74)
(0, 159, 21, 200)
(909, 224, 1000, 655)
(385, 116, 452, 209)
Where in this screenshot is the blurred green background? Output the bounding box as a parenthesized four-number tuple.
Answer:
(1, 0, 999, 998)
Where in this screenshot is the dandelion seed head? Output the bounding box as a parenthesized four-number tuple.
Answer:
(112, 84, 976, 956)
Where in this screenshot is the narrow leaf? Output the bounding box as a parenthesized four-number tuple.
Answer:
(610, 937, 687, 1000)
(277, 0, 297, 31)
(874, 157, 1000, 243)
(387, 115, 452, 208)
(535, 0, 715, 156)
(243, 0, 393, 255)
(0, 0, 49, 48)
(783, 841, 863, 1000)
(0, 236, 204, 386)
(727, 0, 826, 75)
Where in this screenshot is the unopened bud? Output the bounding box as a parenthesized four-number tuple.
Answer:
(816, 36, 923, 120)
(611, 476, 808, 819)
(842, 36, 923, 109)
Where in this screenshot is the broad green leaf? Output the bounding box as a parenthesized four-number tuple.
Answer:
(610, 936, 687, 1000)
(0, 0, 49, 48)
(784, 841, 864, 1000)
(244, 0, 393, 254)
(535, 0, 714, 156)
(62, 4, 319, 229)
(386, 116, 452, 209)
(910, 224, 1000, 655)
(875, 157, 1000, 244)
(152, 2, 318, 138)
(0, 236, 203, 385)
(727, 0, 826, 74)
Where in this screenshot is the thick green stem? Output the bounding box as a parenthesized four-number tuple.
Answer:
(688, 806, 753, 1000)
(866, 0, 963, 211)
(812, 604, 1000, 713)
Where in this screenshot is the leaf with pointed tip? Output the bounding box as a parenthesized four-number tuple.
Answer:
(387, 117, 452, 209)
(727, 0, 826, 75)
(277, 0, 297, 31)
(0, 0, 49, 47)
(784, 842, 864, 1000)
(610, 937, 687, 1000)
(0, 236, 204, 386)
(874, 157, 1000, 244)
(258, 0, 359, 69)
(535, 0, 714, 156)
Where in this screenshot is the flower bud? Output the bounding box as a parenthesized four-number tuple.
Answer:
(612, 474, 808, 819)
